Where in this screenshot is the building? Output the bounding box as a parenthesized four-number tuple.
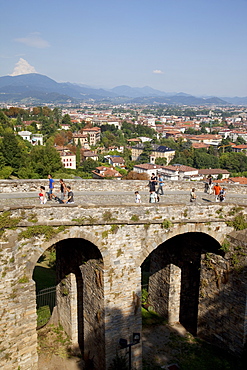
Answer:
(82, 150, 99, 161)
(60, 151, 76, 170)
(133, 163, 163, 177)
(232, 144, 247, 153)
(92, 166, 122, 179)
(104, 155, 125, 169)
(198, 169, 230, 180)
(82, 127, 101, 146)
(131, 144, 175, 165)
(161, 164, 199, 181)
(17, 131, 43, 146)
(72, 133, 90, 148)
(228, 177, 247, 185)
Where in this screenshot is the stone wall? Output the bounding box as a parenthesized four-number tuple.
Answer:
(0, 178, 247, 194)
(0, 202, 246, 369)
(197, 229, 247, 355)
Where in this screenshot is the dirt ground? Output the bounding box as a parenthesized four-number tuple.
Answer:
(37, 322, 189, 370)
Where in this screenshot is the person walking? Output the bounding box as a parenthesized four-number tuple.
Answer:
(59, 179, 67, 200)
(208, 175, 213, 195)
(47, 174, 55, 200)
(156, 173, 164, 195)
(149, 173, 157, 192)
(213, 183, 222, 202)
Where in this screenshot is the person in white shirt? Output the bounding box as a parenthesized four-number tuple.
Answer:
(135, 191, 141, 203)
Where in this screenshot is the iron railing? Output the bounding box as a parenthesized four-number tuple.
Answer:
(36, 286, 56, 328)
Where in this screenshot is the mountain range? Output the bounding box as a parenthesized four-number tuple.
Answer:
(0, 73, 246, 106)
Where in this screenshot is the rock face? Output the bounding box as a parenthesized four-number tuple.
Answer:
(0, 201, 247, 369)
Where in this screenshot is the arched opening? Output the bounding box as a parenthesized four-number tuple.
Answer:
(141, 232, 223, 335)
(32, 237, 105, 370)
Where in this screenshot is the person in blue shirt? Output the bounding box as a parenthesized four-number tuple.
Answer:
(48, 174, 55, 200)
(156, 173, 164, 195)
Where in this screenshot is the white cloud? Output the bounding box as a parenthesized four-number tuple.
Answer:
(10, 58, 37, 76)
(153, 69, 164, 74)
(15, 32, 50, 49)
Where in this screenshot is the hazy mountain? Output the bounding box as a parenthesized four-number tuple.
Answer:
(109, 85, 173, 98)
(220, 96, 247, 105)
(0, 73, 244, 105)
(0, 74, 116, 104)
(129, 95, 228, 106)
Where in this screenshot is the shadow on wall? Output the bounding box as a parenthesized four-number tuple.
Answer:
(34, 232, 247, 370)
(141, 231, 247, 369)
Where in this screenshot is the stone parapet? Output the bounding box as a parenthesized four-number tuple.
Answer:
(0, 178, 247, 194)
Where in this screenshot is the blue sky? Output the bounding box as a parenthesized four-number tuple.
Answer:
(1, 0, 247, 96)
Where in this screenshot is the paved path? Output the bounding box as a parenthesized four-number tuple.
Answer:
(1, 190, 247, 207)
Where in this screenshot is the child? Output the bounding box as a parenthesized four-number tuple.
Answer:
(149, 190, 158, 203)
(135, 191, 141, 203)
(39, 186, 47, 204)
(190, 188, 197, 203)
(219, 188, 226, 202)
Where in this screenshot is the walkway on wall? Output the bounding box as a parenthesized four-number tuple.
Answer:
(1, 189, 247, 207)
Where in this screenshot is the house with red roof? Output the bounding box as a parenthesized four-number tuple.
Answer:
(133, 163, 163, 177)
(198, 168, 230, 180)
(228, 177, 247, 185)
(232, 144, 247, 153)
(160, 164, 200, 181)
(92, 166, 122, 179)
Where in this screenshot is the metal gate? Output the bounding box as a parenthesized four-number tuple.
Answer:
(36, 286, 56, 328)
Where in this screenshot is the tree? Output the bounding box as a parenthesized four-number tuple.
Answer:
(81, 158, 99, 172)
(155, 157, 167, 166)
(193, 151, 219, 169)
(29, 146, 63, 178)
(0, 166, 13, 179)
(235, 136, 246, 145)
(0, 152, 6, 170)
(61, 114, 71, 125)
(219, 152, 247, 173)
(0, 133, 24, 171)
(0, 111, 9, 126)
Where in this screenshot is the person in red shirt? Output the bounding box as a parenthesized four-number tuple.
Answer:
(213, 183, 221, 202)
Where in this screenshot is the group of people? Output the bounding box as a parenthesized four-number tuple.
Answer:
(38, 175, 74, 204)
(135, 173, 227, 204)
(39, 173, 227, 206)
(191, 182, 226, 203)
(148, 172, 164, 203)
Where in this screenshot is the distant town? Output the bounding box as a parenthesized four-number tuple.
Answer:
(1, 102, 247, 184)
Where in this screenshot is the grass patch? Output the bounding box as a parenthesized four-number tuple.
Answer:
(37, 305, 51, 328)
(142, 307, 165, 326)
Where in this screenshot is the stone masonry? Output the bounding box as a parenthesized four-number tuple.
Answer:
(0, 194, 247, 369)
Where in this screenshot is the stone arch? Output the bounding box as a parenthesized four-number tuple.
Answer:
(27, 226, 106, 277)
(137, 223, 225, 267)
(141, 231, 223, 336)
(30, 229, 106, 370)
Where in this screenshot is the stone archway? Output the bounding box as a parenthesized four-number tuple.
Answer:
(142, 232, 223, 335)
(33, 237, 105, 370)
